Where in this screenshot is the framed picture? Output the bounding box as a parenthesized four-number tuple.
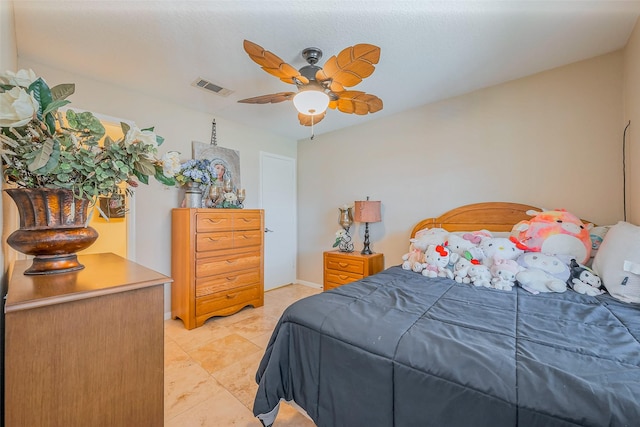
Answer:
(192, 141, 241, 191)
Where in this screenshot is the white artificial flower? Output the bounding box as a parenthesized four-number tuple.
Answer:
(161, 151, 181, 178)
(335, 229, 346, 238)
(124, 125, 157, 148)
(224, 192, 238, 202)
(0, 87, 39, 127)
(1, 69, 38, 87)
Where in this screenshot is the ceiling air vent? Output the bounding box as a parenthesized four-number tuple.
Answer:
(192, 78, 233, 97)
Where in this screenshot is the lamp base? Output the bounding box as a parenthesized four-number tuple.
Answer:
(361, 222, 374, 255)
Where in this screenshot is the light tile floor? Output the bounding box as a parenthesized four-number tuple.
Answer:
(164, 284, 321, 426)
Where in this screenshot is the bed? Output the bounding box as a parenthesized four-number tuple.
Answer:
(253, 202, 640, 427)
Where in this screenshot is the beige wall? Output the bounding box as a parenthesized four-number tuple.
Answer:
(298, 51, 626, 286)
(16, 59, 297, 314)
(624, 17, 640, 224)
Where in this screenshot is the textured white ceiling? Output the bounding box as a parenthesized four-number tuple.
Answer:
(11, 0, 640, 141)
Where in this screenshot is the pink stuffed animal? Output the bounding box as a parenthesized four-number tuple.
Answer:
(511, 209, 592, 264)
(402, 243, 424, 273)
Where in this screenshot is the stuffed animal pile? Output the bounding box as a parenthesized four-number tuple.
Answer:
(400, 209, 604, 295)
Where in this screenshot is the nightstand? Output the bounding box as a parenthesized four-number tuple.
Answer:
(323, 250, 384, 291)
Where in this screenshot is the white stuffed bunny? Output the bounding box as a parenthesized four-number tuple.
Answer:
(468, 264, 492, 288)
(453, 257, 473, 284)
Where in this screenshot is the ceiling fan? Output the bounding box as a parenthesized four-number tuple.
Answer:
(238, 40, 383, 128)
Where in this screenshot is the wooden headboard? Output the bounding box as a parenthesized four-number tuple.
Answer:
(410, 202, 540, 238)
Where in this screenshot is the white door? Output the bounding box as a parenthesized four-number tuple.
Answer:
(260, 152, 296, 291)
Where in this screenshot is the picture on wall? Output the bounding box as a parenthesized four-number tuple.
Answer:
(192, 141, 241, 192)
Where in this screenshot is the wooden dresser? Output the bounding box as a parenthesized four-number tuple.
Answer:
(4, 253, 169, 427)
(323, 250, 385, 291)
(171, 208, 264, 329)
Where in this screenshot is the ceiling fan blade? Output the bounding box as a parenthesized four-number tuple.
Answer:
(237, 92, 295, 104)
(316, 44, 380, 91)
(243, 40, 309, 85)
(333, 91, 383, 115)
(298, 111, 326, 126)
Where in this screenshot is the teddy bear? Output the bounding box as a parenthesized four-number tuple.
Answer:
(515, 252, 569, 294)
(567, 259, 604, 296)
(468, 263, 492, 288)
(479, 236, 524, 267)
(422, 244, 454, 279)
(510, 209, 592, 265)
(401, 243, 425, 273)
(490, 257, 520, 291)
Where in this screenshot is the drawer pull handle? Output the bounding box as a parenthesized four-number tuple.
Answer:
(226, 276, 238, 281)
(338, 262, 349, 268)
(226, 293, 238, 299)
(207, 237, 221, 242)
(226, 260, 238, 264)
(206, 219, 223, 224)
(339, 275, 349, 280)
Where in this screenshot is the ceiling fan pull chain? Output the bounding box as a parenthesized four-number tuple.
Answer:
(310, 114, 315, 140)
(210, 119, 217, 146)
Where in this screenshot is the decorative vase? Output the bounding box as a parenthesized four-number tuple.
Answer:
(5, 188, 99, 275)
(337, 206, 354, 252)
(184, 182, 203, 208)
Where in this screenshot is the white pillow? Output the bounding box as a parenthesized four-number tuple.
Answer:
(592, 221, 640, 303)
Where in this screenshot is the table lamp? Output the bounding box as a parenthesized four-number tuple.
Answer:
(354, 197, 381, 255)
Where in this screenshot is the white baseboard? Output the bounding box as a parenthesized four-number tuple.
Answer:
(295, 280, 322, 289)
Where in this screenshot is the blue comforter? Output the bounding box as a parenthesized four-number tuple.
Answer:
(254, 266, 640, 427)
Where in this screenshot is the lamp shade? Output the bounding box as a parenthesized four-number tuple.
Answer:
(354, 200, 381, 223)
(293, 90, 330, 115)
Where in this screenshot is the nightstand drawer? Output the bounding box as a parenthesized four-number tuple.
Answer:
(323, 251, 384, 292)
(325, 270, 363, 286)
(325, 255, 364, 275)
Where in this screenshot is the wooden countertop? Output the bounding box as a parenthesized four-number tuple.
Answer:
(6, 252, 172, 313)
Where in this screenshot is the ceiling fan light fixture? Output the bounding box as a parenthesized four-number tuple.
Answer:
(293, 90, 330, 115)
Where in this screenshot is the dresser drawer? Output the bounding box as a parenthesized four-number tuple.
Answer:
(325, 255, 365, 275)
(325, 270, 363, 286)
(196, 213, 233, 232)
(196, 229, 261, 252)
(233, 229, 262, 248)
(195, 285, 260, 317)
(196, 252, 261, 278)
(195, 270, 261, 297)
(196, 232, 233, 252)
(234, 211, 263, 230)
